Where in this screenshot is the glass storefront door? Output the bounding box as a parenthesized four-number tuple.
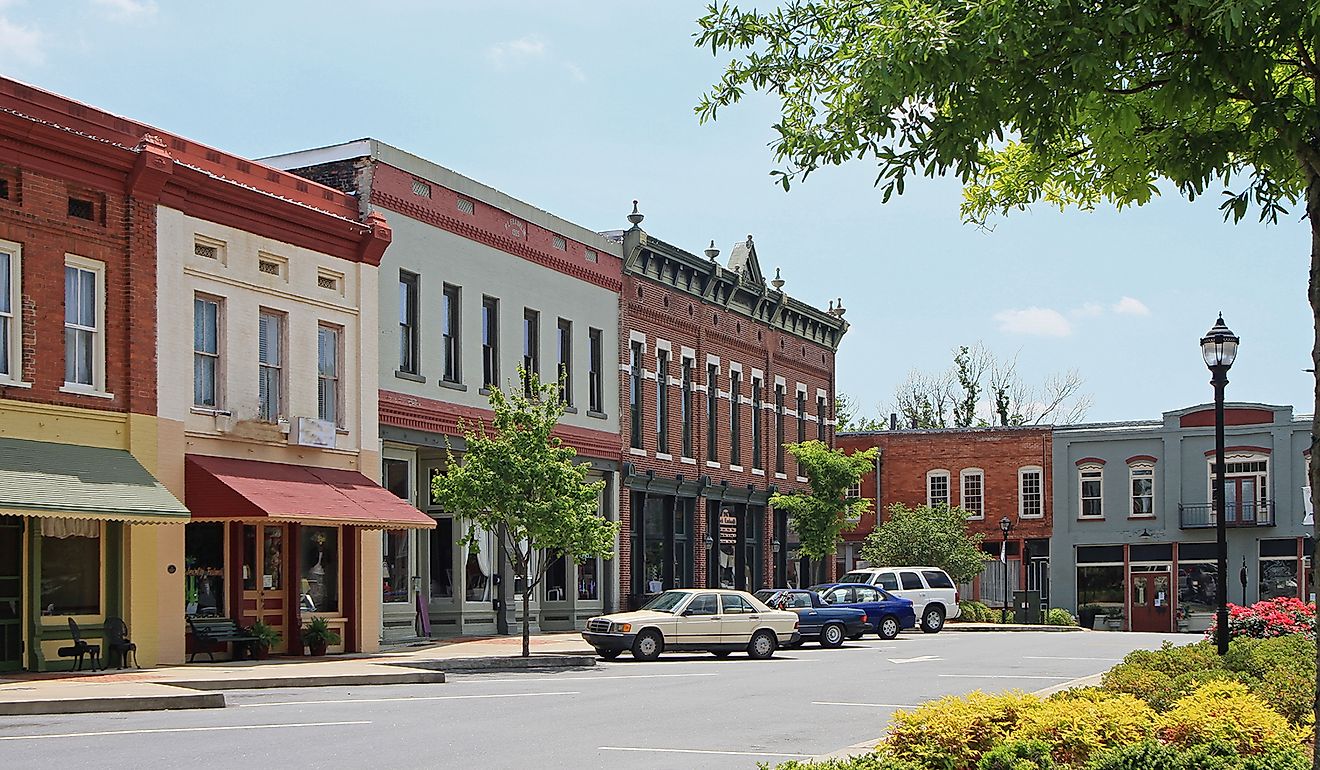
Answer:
(0, 516, 20, 672)
(240, 524, 288, 653)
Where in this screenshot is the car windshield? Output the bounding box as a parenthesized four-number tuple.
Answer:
(753, 590, 777, 603)
(639, 591, 689, 613)
(839, 571, 872, 584)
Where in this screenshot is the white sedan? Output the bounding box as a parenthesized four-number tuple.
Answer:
(582, 588, 800, 661)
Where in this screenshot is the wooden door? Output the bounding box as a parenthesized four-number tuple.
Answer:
(1130, 571, 1172, 632)
(0, 516, 22, 671)
(239, 524, 289, 653)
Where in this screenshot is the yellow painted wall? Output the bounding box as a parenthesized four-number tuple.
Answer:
(357, 530, 382, 653)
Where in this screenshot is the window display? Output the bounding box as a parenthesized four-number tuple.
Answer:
(430, 518, 453, 599)
(577, 558, 598, 600)
(1076, 565, 1124, 612)
(1260, 558, 1298, 601)
(39, 519, 100, 615)
(544, 553, 567, 602)
(382, 529, 409, 604)
(185, 522, 225, 616)
(300, 526, 338, 613)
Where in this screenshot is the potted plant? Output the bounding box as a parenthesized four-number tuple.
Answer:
(302, 616, 341, 657)
(246, 620, 281, 660)
(1078, 604, 1103, 630)
(1175, 606, 1191, 633)
(1103, 608, 1125, 631)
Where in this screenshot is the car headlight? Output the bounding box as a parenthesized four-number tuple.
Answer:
(614, 622, 632, 633)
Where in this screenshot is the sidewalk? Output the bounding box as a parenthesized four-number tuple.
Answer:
(944, 622, 1085, 632)
(0, 632, 596, 716)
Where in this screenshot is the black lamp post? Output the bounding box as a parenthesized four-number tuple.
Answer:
(1201, 314, 1239, 656)
(999, 516, 1013, 623)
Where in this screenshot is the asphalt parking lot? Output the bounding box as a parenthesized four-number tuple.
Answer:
(0, 630, 1187, 769)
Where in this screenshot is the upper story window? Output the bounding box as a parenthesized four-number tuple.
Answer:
(318, 324, 342, 427)
(481, 296, 499, 388)
(796, 390, 807, 444)
(1019, 466, 1043, 519)
(442, 284, 461, 384)
(775, 384, 786, 474)
(398, 271, 419, 375)
(193, 296, 222, 409)
(681, 357, 694, 458)
(1209, 454, 1270, 522)
(707, 364, 720, 462)
(557, 318, 572, 406)
(1079, 464, 1104, 519)
(926, 470, 951, 507)
(656, 349, 671, 454)
(728, 369, 741, 465)
(522, 308, 540, 396)
(960, 468, 985, 519)
(751, 377, 764, 470)
(629, 341, 644, 450)
(0, 241, 21, 382)
(588, 328, 603, 414)
(63, 257, 104, 392)
(257, 310, 285, 422)
(817, 395, 827, 442)
(1130, 462, 1155, 518)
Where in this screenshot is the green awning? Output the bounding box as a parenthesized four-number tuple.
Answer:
(0, 437, 189, 523)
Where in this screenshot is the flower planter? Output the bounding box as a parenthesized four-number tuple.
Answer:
(307, 640, 328, 657)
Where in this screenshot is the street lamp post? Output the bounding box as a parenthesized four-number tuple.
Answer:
(999, 516, 1013, 624)
(1201, 314, 1239, 656)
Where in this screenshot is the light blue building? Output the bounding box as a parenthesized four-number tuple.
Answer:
(1050, 403, 1311, 632)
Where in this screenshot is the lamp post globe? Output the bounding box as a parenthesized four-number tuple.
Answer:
(1201, 314, 1238, 656)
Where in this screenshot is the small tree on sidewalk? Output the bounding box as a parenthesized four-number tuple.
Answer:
(769, 441, 877, 585)
(860, 503, 990, 585)
(431, 371, 618, 657)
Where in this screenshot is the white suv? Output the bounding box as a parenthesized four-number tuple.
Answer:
(837, 566, 961, 633)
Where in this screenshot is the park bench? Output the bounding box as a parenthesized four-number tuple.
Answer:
(186, 616, 257, 662)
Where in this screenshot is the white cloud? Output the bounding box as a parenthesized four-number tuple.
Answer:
(487, 35, 546, 67)
(1112, 296, 1151, 316)
(994, 307, 1073, 338)
(1070, 302, 1105, 319)
(90, 0, 157, 17)
(0, 14, 42, 65)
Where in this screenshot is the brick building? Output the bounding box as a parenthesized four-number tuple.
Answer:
(836, 427, 1054, 608)
(611, 207, 847, 606)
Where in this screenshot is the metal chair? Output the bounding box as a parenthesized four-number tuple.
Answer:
(104, 616, 139, 669)
(57, 617, 101, 671)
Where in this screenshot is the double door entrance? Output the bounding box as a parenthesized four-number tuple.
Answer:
(0, 516, 21, 672)
(1130, 570, 1172, 632)
(240, 524, 289, 653)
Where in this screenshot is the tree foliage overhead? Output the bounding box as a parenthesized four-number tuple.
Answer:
(430, 371, 618, 657)
(770, 441, 877, 572)
(860, 502, 991, 585)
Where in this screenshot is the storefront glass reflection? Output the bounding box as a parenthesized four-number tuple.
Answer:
(300, 526, 338, 612)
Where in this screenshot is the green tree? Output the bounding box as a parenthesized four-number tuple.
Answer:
(431, 371, 618, 657)
(860, 503, 991, 585)
(770, 440, 878, 584)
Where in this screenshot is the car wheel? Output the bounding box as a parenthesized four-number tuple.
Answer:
(711, 650, 732, 658)
(921, 606, 946, 634)
(747, 630, 778, 660)
(631, 629, 663, 660)
(878, 615, 901, 640)
(597, 648, 623, 660)
(819, 623, 845, 648)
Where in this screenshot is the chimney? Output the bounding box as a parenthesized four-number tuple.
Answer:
(890, 413, 898, 431)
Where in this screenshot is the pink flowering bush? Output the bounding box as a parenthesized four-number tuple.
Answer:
(1205, 597, 1316, 640)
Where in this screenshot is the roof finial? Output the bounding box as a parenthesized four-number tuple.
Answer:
(771, 267, 785, 290)
(627, 200, 644, 226)
(829, 297, 846, 317)
(746, 234, 754, 247)
(705, 240, 720, 260)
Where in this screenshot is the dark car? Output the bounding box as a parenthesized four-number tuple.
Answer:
(809, 582, 917, 639)
(754, 588, 869, 648)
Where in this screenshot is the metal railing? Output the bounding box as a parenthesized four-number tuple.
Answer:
(1178, 500, 1275, 529)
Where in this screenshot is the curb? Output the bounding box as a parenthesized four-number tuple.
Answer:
(944, 624, 1085, 633)
(1031, 672, 1104, 697)
(395, 654, 597, 673)
(167, 670, 447, 690)
(0, 690, 225, 716)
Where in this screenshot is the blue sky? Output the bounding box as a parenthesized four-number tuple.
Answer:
(3, 0, 1312, 423)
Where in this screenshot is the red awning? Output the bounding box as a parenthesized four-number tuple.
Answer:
(185, 455, 435, 529)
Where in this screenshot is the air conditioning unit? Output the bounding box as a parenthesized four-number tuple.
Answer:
(289, 417, 336, 448)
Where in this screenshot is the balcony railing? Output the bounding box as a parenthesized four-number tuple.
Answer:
(1178, 501, 1275, 529)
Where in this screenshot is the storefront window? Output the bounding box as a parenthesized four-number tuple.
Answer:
(578, 558, 598, 600)
(382, 530, 409, 604)
(300, 526, 338, 613)
(1260, 559, 1298, 601)
(1076, 565, 1124, 613)
(545, 553, 567, 601)
(643, 499, 665, 593)
(40, 519, 100, 615)
(185, 523, 225, 616)
(383, 458, 410, 501)
(465, 526, 492, 602)
(1177, 561, 1217, 614)
(430, 518, 454, 599)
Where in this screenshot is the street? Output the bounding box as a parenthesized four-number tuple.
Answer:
(0, 631, 1185, 769)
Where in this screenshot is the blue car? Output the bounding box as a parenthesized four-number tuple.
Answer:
(809, 582, 917, 639)
(754, 588, 869, 648)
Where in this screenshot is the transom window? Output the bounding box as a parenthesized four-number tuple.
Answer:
(927, 470, 951, 507)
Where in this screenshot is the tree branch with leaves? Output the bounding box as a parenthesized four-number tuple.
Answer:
(770, 441, 878, 585)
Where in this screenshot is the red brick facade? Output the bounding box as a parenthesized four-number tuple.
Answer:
(616, 222, 846, 605)
(837, 427, 1053, 604)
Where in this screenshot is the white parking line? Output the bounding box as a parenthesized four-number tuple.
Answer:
(0, 721, 371, 742)
(599, 746, 812, 758)
(938, 674, 1074, 680)
(238, 691, 579, 708)
(811, 701, 919, 709)
(1023, 656, 1121, 662)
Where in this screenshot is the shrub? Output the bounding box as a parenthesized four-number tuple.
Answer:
(884, 690, 1041, 769)
(959, 600, 993, 623)
(767, 753, 922, 770)
(1205, 597, 1316, 641)
(1156, 680, 1304, 755)
(1044, 608, 1077, 627)
(1083, 740, 1311, 770)
(977, 739, 1056, 769)
(1012, 689, 1155, 766)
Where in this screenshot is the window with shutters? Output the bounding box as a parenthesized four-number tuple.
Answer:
(193, 296, 222, 408)
(63, 257, 105, 392)
(318, 324, 342, 427)
(258, 311, 285, 422)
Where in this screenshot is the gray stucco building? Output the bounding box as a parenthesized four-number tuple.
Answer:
(1050, 402, 1311, 632)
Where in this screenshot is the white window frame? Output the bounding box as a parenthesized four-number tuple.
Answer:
(1018, 465, 1044, 519)
(960, 468, 985, 519)
(193, 294, 223, 409)
(317, 323, 343, 427)
(1129, 462, 1156, 518)
(258, 309, 286, 423)
(0, 239, 23, 384)
(61, 255, 107, 396)
(926, 469, 951, 507)
(1079, 464, 1104, 519)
